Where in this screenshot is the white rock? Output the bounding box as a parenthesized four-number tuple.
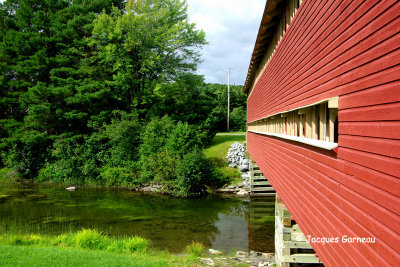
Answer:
(66, 186, 76, 191)
(238, 164, 249, 172)
(236, 251, 249, 256)
(237, 189, 248, 196)
(209, 249, 222, 255)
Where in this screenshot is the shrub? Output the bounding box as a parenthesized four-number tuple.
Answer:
(175, 149, 215, 197)
(106, 240, 126, 253)
(99, 111, 142, 165)
(144, 150, 178, 190)
(36, 134, 87, 183)
(9, 234, 43, 246)
(185, 241, 204, 257)
(75, 229, 109, 250)
(139, 116, 175, 182)
(195, 106, 225, 145)
(53, 233, 77, 247)
(164, 122, 202, 155)
(5, 130, 51, 178)
(229, 107, 246, 132)
(99, 166, 139, 187)
(123, 236, 150, 252)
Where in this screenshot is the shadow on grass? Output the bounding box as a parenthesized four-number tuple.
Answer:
(208, 157, 226, 168)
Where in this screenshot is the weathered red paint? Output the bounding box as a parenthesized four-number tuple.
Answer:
(246, 0, 400, 266)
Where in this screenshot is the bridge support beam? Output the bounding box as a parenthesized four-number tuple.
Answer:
(275, 194, 323, 266)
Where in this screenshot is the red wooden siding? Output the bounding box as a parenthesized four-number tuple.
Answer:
(247, 0, 400, 266)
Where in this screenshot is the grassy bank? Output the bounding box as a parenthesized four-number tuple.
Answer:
(0, 244, 172, 267)
(204, 133, 246, 185)
(0, 230, 198, 267)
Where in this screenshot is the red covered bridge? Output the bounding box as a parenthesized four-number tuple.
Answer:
(243, 0, 400, 266)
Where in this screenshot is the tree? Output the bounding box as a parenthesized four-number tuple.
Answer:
(88, 0, 207, 115)
(0, 0, 124, 174)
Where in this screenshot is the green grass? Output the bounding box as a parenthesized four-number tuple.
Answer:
(0, 230, 249, 267)
(204, 133, 246, 185)
(0, 230, 192, 267)
(0, 244, 172, 267)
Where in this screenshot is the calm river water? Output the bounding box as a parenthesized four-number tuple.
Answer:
(0, 183, 275, 253)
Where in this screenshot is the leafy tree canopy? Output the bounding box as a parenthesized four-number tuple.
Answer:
(0, 0, 245, 196)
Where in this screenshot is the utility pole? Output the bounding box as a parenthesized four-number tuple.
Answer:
(227, 68, 231, 131)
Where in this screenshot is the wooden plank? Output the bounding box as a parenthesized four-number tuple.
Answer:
(251, 177, 266, 181)
(250, 192, 276, 197)
(339, 147, 400, 178)
(319, 103, 326, 141)
(340, 102, 400, 122)
(328, 97, 339, 108)
(262, 0, 394, 107)
(247, 0, 396, 119)
(312, 105, 318, 139)
(298, 107, 313, 114)
(251, 181, 271, 186)
(251, 187, 276, 192)
(299, 114, 304, 137)
(247, 136, 394, 266)
(329, 108, 337, 142)
(340, 135, 400, 159)
(283, 254, 321, 264)
(256, 137, 400, 248)
(282, 240, 313, 249)
(339, 80, 400, 109)
(339, 121, 400, 140)
(248, 0, 348, 111)
(306, 113, 312, 138)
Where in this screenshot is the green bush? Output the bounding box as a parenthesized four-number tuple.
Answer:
(100, 111, 142, 165)
(195, 106, 225, 145)
(106, 240, 126, 253)
(123, 236, 150, 252)
(9, 234, 44, 246)
(75, 229, 109, 250)
(139, 116, 175, 182)
(229, 107, 246, 132)
(53, 233, 77, 247)
(36, 134, 87, 184)
(175, 149, 215, 197)
(4, 130, 51, 178)
(185, 241, 204, 257)
(99, 166, 139, 188)
(164, 122, 201, 155)
(145, 150, 178, 189)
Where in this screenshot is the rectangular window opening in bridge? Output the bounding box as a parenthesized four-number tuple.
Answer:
(247, 97, 338, 150)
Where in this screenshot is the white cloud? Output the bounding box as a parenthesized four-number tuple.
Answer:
(187, 0, 265, 85)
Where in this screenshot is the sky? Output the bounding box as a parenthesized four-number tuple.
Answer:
(186, 0, 265, 85)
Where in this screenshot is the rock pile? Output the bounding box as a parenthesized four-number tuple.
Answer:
(226, 142, 249, 172)
(198, 250, 275, 266)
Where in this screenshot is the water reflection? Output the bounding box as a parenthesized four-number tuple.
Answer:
(0, 183, 275, 252)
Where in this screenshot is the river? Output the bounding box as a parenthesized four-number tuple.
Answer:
(0, 182, 275, 253)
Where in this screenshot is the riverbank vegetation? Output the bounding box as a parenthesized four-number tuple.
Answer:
(0, 229, 196, 266)
(0, 0, 246, 197)
(0, 229, 256, 266)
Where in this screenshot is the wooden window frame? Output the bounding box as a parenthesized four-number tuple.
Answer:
(247, 97, 339, 150)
